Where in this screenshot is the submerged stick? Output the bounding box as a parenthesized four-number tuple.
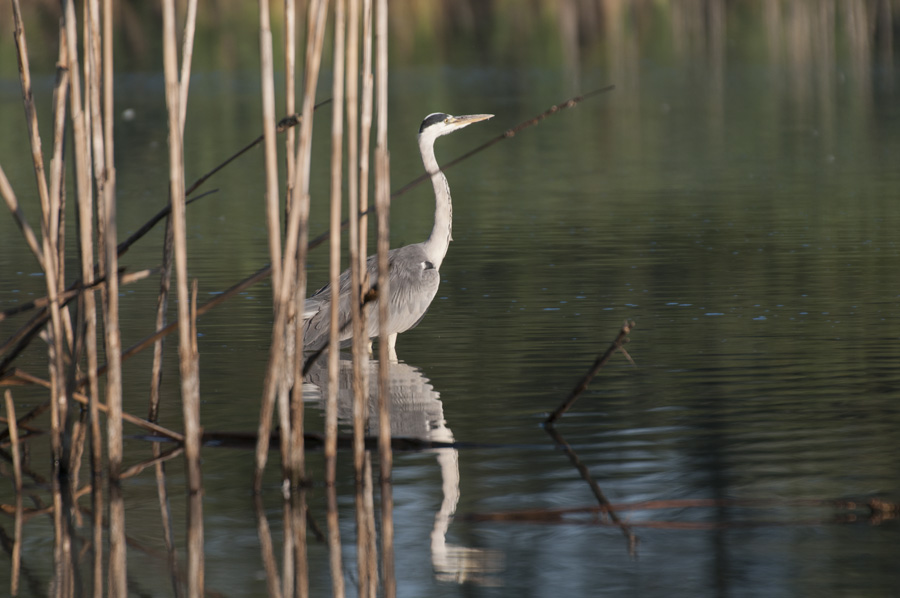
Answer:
(545, 320, 635, 424)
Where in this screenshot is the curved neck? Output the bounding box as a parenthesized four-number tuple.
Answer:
(420, 136, 452, 270)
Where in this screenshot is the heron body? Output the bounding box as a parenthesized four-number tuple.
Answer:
(302, 112, 493, 358)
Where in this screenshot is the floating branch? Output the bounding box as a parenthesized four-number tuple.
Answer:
(545, 320, 635, 425)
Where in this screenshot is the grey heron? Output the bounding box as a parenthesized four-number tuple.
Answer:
(302, 112, 494, 359)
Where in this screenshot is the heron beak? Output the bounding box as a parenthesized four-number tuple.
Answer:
(448, 113, 494, 128)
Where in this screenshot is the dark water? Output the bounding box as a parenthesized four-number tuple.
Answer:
(2, 6, 900, 597)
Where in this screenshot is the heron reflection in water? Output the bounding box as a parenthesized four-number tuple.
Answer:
(305, 356, 502, 585)
(302, 113, 493, 360)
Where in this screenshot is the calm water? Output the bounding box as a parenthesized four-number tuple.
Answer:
(2, 7, 900, 597)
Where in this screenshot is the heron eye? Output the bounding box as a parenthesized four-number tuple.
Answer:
(422, 261, 435, 270)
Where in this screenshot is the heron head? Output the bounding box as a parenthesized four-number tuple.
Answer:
(418, 112, 493, 140)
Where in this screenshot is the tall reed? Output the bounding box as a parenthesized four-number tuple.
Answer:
(161, 0, 204, 594)
(374, 0, 396, 595)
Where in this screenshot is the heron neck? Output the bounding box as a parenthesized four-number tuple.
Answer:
(420, 137, 452, 270)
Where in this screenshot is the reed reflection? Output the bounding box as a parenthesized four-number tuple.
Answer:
(304, 355, 502, 586)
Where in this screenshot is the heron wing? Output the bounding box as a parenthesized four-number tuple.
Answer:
(302, 243, 441, 351)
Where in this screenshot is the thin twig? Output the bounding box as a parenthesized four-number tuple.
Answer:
(306, 85, 616, 253)
(544, 320, 635, 425)
(394, 85, 615, 200)
(3, 368, 184, 442)
(0, 267, 155, 322)
(120, 444, 184, 480)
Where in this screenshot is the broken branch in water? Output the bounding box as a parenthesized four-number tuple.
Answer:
(544, 319, 635, 425)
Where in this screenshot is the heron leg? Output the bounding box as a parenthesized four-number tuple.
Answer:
(387, 333, 399, 362)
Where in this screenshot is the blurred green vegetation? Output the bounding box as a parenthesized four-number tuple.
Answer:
(2, 0, 898, 73)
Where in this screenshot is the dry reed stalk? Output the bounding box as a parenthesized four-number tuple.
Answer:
(50, 26, 77, 425)
(346, 0, 373, 592)
(281, 494, 295, 598)
(5, 390, 23, 596)
(67, 412, 87, 528)
(147, 0, 194, 458)
(178, 0, 198, 135)
(326, 1, 348, 596)
(162, 1, 204, 594)
(358, 0, 373, 264)
(364, 453, 379, 598)
(327, 0, 348, 487)
(0, 165, 44, 267)
(259, 0, 293, 493)
(119, 443, 182, 479)
(374, 0, 395, 595)
(284, 0, 297, 214)
(292, 488, 310, 598)
(81, 1, 124, 592)
(255, 495, 284, 598)
(86, 1, 127, 592)
(23, 4, 79, 592)
(260, 0, 284, 295)
(15, 0, 66, 469)
(153, 437, 184, 598)
(10, 0, 51, 221)
(149, 216, 174, 424)
(40, 20, 105, 573)
(349, 29, 382, 595)
(289, 0, 329, 488)
(255, 0, 328, 492)
(148, 16, 195, 592)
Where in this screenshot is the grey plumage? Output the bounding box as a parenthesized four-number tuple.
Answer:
(302, 112, 493, 358)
